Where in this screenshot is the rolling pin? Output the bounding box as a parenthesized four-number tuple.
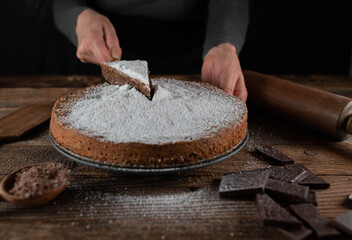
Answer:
(243, 70, 352, 140)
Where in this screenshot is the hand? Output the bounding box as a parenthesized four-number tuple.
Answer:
(201, 43, 247, 102)
(75, 9, 122, 65)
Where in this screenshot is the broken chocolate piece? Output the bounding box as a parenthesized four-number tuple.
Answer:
(255, 145, 294, 165)
(218, 169, 270, 197)
(289, 203, 340, 238)
(285, 164, 330, 189)
(269, 164, 310, 183)
(256, 193, 302, 228)
(331, 210, 352, 236)
(299, 174, 330, 189)
(306, 191, 318, 206)
(268, 226, 313, 240)
(265, 178, 309, 203)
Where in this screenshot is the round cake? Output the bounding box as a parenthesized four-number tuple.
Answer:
(50, 78, 247, 167)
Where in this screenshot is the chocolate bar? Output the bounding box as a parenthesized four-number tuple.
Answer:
(255, 145, 294, 165)
(218, 169, 270, 197)
(265, 178, 309, 203)
(269, 164, 310, 183)
(331, 210, 352, 236)
(289, 203, 340, 238)
(256, 193, 302, 228)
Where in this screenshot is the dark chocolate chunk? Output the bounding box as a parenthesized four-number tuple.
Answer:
(218, 169, 270, 197)
(289, 203, 340, 238)
(268, 226, 313, 240)
(255, 145, 294, 165)
(265, 178, 309, 203)
(331, 210, 352, 236)
(299, 174, 330, 189)
(306, 191, 318, 206)
(269, 164, 310, 183)
(256, 193, 302, 228)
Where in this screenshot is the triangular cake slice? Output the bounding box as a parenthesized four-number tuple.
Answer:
(102, 60, 152, 99)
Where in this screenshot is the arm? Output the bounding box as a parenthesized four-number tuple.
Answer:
(53, 0, 88, 46)
(53, 0, 122, 64)
(201, 0, 249, 102)
(203, 0, 249, 57)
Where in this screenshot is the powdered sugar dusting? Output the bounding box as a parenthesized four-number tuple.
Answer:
(104, 60, 150, 88)
(60, 78, 246, 144)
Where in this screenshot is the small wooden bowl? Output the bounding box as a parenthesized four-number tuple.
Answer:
(0, 164, 69, 207)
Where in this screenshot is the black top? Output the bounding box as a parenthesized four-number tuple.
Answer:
(53, 0, 249, 73)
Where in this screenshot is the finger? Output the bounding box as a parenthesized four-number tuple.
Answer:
(218, 67, 236, 95)
(77, 52, 99, 65)
(233, 74, 248, 102)
(201, 59, 213, 83)
(103, 23, 122, 60)
(90, 37, 111, 64)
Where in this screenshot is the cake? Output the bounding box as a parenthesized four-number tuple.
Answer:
(50, 78, 247, 167)
(101, 60, 152, 99)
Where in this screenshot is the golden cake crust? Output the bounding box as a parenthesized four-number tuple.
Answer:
(50, 81, 247, 167)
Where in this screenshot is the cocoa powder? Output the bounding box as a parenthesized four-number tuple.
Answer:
(9, 163, 70, 198)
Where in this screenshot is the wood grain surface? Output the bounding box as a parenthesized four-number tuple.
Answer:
(0, 75, 351, 240)
(0, 104, 52, 142)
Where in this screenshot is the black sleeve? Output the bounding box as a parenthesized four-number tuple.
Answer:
(203, 0, 249, 58)
(53, 0, 89, 46)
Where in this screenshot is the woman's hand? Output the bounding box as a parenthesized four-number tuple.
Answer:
(75, 9, 122, 65)
(201, 43, 247, 102)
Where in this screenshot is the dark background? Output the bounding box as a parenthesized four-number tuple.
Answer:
(0, 0, 351, 75)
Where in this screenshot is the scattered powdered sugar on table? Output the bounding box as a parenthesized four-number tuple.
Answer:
(61, 78, 246, 144)
(104, 60, 150, 88)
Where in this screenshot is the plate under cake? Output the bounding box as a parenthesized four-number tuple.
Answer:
(50, 78, 247, 167)
(101, 60, 152, 99)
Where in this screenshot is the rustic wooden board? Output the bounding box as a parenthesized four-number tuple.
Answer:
(0, 88, 78, 108)
(0, 104, 52, 142)
(0, 75, 352, 240)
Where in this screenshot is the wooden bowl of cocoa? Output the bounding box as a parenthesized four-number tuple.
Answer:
(0, 163, 70, 207)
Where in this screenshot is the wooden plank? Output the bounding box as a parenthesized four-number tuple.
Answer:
(1, 143, 351, 217)
(0, 75, 104, 88)
(0, 104, 52, 142)
(0, 88, 78, 108)
(275, 143, 352, 175)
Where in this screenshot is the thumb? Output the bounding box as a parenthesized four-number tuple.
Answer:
(111, 47, 122, 60)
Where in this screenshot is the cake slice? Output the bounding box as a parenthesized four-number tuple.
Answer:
(102, 60, 152, 99)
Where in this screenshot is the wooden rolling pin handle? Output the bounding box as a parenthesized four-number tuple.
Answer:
(345, 115, 352, 135)
(243, 70, 352, 140)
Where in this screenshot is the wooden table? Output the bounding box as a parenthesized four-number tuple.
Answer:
(1, 75, 351, 239)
